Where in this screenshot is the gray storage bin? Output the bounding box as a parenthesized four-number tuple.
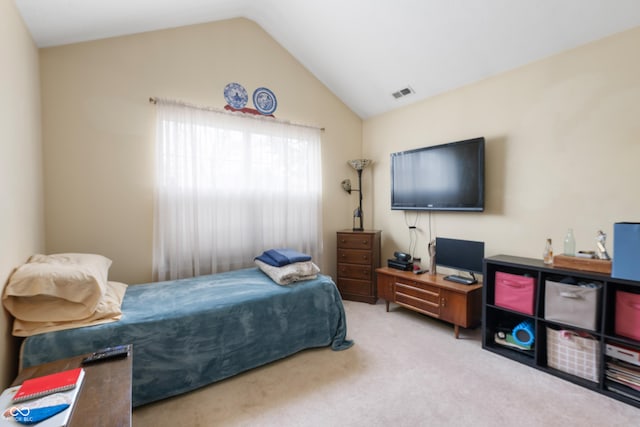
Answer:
(544, 280, 602, 331)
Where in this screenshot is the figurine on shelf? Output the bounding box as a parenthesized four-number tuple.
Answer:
(543, 238, 553, 265)
(428, 240, 436, 273)
(596, 230, 611, 260)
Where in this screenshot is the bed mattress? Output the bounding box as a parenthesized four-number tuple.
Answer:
(20, 268, 352, 406)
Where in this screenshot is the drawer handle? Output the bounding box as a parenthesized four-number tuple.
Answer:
(502, 281, 525, 289)
(559, 291, 579, 299)
(441, 297, 446, 307)
(362, 240, 369, 244)
(625, 301, 640, 310)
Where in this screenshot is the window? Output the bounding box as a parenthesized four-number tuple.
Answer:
(153, 100, 322, 280)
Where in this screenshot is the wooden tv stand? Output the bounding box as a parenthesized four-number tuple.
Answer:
(376, 267, 482, 338)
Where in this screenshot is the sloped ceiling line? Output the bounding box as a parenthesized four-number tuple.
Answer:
(14, 0, 640, 118)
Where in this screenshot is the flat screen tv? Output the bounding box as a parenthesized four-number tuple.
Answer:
(391, 137, 485, 211)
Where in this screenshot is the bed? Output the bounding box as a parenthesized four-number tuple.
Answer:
(16, 267, 353, 407)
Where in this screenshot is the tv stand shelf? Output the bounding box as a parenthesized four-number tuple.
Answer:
(483, 254, 640, 408)
(376, 267, 482, 338)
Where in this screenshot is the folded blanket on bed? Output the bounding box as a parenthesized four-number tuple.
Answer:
(255, 248, 312, 267)
(255, 259, 320, 285)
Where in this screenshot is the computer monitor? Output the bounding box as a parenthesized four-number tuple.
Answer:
(435, 237, 485, 284)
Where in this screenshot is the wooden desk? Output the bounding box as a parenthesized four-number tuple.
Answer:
(377, 267, 482, 338)
(11, 345, 132, 427)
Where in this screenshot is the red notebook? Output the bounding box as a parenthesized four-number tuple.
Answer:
(12, 367, 84, 402)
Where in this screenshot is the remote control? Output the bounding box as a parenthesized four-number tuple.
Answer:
(82, 345, 130, 364)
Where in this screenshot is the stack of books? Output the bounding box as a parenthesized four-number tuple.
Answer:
(606, 342, 640, 402)
(607, 360, 640, 401)
(0, 367, 84, 426)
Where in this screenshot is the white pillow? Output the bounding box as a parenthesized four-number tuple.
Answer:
(2, 253, 111, 322)
(12, 281, 128, 337)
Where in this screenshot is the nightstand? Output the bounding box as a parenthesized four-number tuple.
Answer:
(11, 345, 133, 427)
(336, 230, 381, 303)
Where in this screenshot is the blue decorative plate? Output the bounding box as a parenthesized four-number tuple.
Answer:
(252, 87, 277, 115)
(224, 83, 248, 109)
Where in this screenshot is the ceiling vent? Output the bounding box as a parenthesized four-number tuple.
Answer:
(392, 86, 415, 99)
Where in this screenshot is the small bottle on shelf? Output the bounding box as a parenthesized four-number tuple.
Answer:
(564, 228, 576, 256)
(543, 238, 553, 264)
(413, 258, 422, 272)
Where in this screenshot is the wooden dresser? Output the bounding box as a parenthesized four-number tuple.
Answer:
(376, 267, 482, 338)
(336, 230, 381, 303)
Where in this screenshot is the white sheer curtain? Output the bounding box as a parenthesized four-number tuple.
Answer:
(153, 99, 323, 281)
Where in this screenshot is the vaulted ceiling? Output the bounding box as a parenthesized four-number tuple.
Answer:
(14, 0, 640, 118)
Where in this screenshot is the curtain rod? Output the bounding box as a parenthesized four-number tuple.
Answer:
(149, 97, 325, 132)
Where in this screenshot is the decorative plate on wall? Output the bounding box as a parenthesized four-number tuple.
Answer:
(224, 82, 248, 109)
(252, 87, 277, 115)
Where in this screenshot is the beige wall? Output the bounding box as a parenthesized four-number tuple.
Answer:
(0, 0, 44, 387)
(365, 27, 640, 273)
(40, 18, 362, 284)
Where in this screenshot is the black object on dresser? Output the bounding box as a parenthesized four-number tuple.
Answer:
(483, 254, 640, 408)
(336, 230, 381, 303)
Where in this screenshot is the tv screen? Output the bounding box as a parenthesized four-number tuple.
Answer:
(391, 137, 485, 211)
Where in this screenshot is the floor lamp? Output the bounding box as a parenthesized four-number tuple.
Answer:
(342, 159, 372, 231)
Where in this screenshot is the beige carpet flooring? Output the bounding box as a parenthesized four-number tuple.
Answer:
(133, 300, 639, 426)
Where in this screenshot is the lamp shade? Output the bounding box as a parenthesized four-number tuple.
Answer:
(348, 159, 372, 171)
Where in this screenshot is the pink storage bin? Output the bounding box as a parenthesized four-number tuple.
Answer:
(615, 291, 640, 341)
(494, 271, 536, 315)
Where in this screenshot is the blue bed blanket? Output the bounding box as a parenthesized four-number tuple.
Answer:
(19, 268, 353, 407)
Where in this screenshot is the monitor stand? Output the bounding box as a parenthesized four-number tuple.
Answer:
(444, 272, 478, 285)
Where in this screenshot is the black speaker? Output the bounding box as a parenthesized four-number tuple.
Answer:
(393, 251, 411, 262)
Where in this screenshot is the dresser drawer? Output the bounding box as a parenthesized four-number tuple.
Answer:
(395, 278, 441, 296)
(337, 233, 374, 250)
(338, 263, 372, 280)
(337, 278, 372, 297)
(395, 282, 440, 305)
(338, 249, 372, 265)
(395, 290, 441, 317)
(395, 280, 441, 316)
